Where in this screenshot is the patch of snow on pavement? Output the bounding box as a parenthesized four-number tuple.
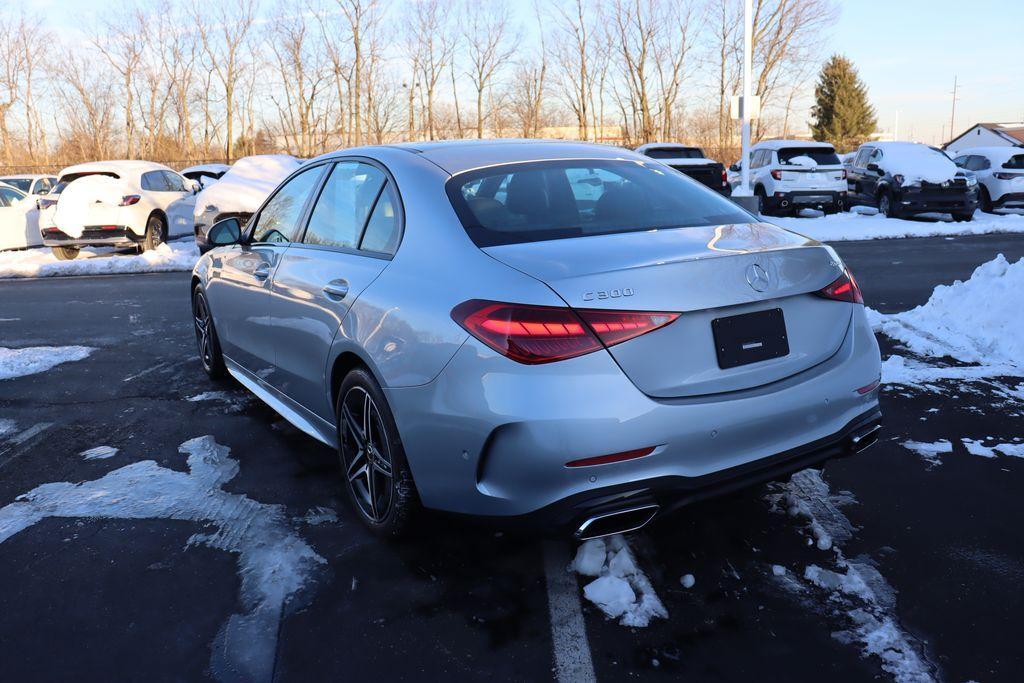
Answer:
(301, 507, 338, 525)
(769, 210, 1024, 242)
(0, 345, 93, 380)
(767, 471, 935, 682)
(0, 419, 15, 438)
(0, 435, 325, 683)
(80, 445, 119, 460)
(901, 440, 953, 467)
(572, 534, 667, 627)
(0, 240, 199, 279)
(880, 355, 1017, 390)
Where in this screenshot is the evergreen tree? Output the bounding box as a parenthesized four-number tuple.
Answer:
(809, 55, 878, 152)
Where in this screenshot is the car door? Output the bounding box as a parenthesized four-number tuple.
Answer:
(0, 186, 27, 250)
(848, 147, 871, 200)
(269, 159, 402, 421)
(205, 164, 327, 382)
(157, 170, 196, 237)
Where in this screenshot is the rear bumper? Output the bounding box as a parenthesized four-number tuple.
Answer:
(896, 189, 978, 213)
(766, 190, 845, 211)
(41, 226, 141, 247)
(387, 305, 882, 520)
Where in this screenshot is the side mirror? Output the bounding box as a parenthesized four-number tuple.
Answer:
(866, 163, 881, 173)
(207, 217, 242, 247)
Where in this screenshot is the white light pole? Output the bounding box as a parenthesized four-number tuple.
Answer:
(739, 0, 753, 196)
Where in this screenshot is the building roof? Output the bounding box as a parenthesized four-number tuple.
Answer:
(944, 122, 1024, 149)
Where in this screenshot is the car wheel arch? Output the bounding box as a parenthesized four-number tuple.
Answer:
(329, 349, 385, 417)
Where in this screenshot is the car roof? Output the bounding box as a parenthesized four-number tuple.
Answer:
(58, 160, 173, 178)
(751, 139, 835, 151)
(0, 173, 52, 180)
(635, 142, 699, 152)
(318, 139, 646, 175)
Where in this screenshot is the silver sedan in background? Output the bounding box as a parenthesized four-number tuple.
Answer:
(191, 140, 882, 539)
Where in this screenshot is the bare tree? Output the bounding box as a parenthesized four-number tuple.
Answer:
(551, 0, 598, 141)
(0, 14, 26, 165)
(52, 52, 119, 162)
(93, 6, 147, 158)
(405, 0, 456, 140)
(461, 0, 518, 138)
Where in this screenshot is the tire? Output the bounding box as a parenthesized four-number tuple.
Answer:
(138, 214, 166, 253)
(755, 186, 768, 215)
(51, 246, 79, 260)
(953, 212, 974, 223)
(979, 187, 994, 214)
(878, 190, 900, 219)
(336, 367, 419, 538)
(192, 285, 227, 379)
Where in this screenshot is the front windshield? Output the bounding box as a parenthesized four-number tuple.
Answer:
(447, 159, 753, 248)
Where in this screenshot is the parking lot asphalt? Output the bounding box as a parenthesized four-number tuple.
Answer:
(1, 232, 1023, 682)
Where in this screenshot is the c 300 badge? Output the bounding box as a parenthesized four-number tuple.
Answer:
(583, 288, 635, 302)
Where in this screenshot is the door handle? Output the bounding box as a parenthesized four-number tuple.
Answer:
(252, 263, 271, 280)
(322, 279, 350, 300)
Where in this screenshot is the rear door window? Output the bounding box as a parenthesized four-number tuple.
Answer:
(447, 159, 751, 248)
(302, 162, 386, 250)
(141, 171, 170, 191)
(0, 186, 20, 207)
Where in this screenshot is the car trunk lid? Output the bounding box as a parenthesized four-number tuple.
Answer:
(483, 222, 852, 398)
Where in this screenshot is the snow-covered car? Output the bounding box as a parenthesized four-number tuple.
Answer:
(37, 161, 197, 260)
(0, 184, 41, 251)
(731, 140, 847, 216)
(193, 154, 301, 250)
(635, 143, 730, 195)
(0, 174, 57, 196)
(180, 163, 231, 188)
(847, 142, 978, 221)
(951, 147, 1024, 213)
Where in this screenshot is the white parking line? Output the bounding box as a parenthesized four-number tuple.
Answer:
(542, 540, 597, 683)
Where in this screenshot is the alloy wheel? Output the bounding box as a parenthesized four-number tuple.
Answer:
(340, 386, 394, 523)
(193, 293, 214, 371)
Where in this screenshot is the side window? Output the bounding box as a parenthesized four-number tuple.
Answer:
(853, 149, 870, 168)
(303, 162, 386, 249)
(749, 151, 762, 168)
(868, 149, 883, 165)
(360, 181, 401, 255)
(162, 171, 188, 192)
(970, 156, 990, 171)
(250, 166, 325, 244)
(952, 155, 968, 168)
(35, 178, 51, 194)
(141, 171, 168, 191)
(0, 187, 19, 207)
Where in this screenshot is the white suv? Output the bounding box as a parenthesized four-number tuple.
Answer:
(731, 140, 847, 216)
(952, 147, 1024, 213)
(38, 161, 197, 260)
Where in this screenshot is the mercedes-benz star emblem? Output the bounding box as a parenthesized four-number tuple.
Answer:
(746, 263, 771, 292)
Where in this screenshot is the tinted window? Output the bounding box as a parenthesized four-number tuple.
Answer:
(0, 186, 21, 206)
(448, 159, 751, 248)
(141, 171, 170, 191)
(854, 148, 872, 167)
(360, 182, 400, 255)
(162, 171, 188, 192)
(35, 178, 52, 193)
(952, 156, 968, 167)
(1005, 155, 1024, 170)
(642, 147, 703, 159)
(251, 166, 325, 244)
(777, 147, 840, 166)
(0, 178, 31, 192)
(303, 162, 386, 249)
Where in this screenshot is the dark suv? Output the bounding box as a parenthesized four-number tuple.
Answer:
(847, 142, 978, 221)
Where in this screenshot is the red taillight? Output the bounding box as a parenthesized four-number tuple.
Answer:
(565, 446, 656, 468)
(451, 300, 679, 364)
(771, 169, 783, 180)
(120, 195, 141, 206)
(721, 169, 728, 187)
(816, 268, 863, 304)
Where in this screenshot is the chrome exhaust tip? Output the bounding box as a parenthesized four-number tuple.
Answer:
(850, 424, 882, 454)
(575, 504, 659, 541)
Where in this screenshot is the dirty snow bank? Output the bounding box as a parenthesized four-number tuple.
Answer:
(0, 239, 198, 279)
(0, 345, 93, 380)
(769, 210, 1024, 242)
(0, 436, 325, 683)
(572, 534, 667, 627)
(876, 255, 1024, 371)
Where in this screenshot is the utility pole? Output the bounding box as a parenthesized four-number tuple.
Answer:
(738, 0, 753, 196)
(949, 76, 959, 143)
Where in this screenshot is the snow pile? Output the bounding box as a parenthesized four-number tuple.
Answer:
(571, 535, 667, 627)
(880, 354, 1017, 389)
(768, 469, 856, 551)
(878, 255, 1024, 370)
(961, 438, 1024, 459)
(52, 175, 132, 238)
(0, 436, 326, 682)
(786, 155, 818, 167)
(194, 155, 300, 221)
(874, 142, 958, 185)
(0, 345, 93, 380)
(901, 440, 952, 467)
(768, 210, 1024, 241)
(0, 239, 199, 279)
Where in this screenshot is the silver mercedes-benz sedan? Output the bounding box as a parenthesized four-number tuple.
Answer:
(191, 140, 882, 539)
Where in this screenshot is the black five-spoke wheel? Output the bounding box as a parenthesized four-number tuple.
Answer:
(340, 386, 394, 523)
(192, 285, 226, 378)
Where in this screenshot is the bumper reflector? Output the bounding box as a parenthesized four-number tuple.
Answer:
(856, 378, 880, 395)
(565, 446, 656, 468)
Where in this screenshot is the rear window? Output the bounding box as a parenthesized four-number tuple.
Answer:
(777, 148, 840, 166)
(0, 178, 31, 192)
(642, 147, 704, 160)
(1004, 155, 1024, 169)
(446, 159, 752, 248)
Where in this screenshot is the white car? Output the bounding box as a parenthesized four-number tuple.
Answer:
(180, 163, 231, 188)
(0, 174, 57, 196)
(730, 140, 847, 215)
(192, 154, 301, 249)
(952, 146, 1024, 213)
(0, 184, 41, 251)
(38, 160, 197, 260)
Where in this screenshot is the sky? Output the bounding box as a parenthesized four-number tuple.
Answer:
(33, 0, 1024, 146)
